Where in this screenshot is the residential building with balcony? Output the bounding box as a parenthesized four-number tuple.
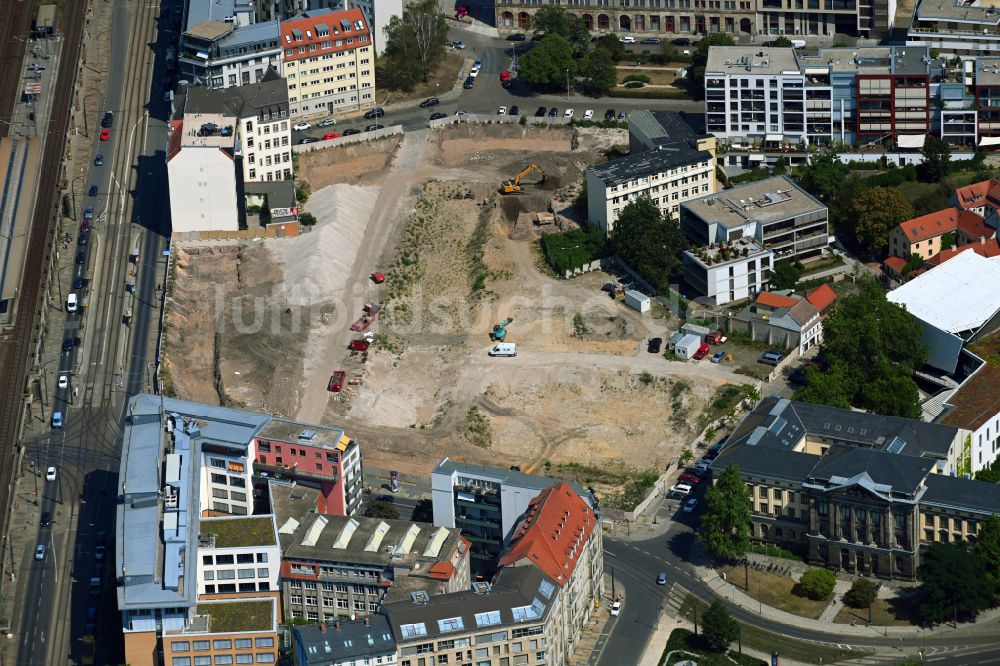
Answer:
(708, 396, 1000, 581)
(180, 18, 283, 90)
(431, 459, 596, 577)
(975, 58, 1000, 148)
(197, 516, 282, 596)
(888, 207, 992, 261)
(907, 0, 1000, 57)
(280, 8, 375, 118)
(682, 236, 773, 305)
(680, 176, 829, 263)
(271, 481, 471, 622)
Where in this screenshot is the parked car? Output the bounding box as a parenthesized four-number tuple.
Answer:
(298, 137, 317, 144)
(292, 122, 310, 131)
(76, 252, 86, 265)
(51, 411, 62, 428)
(83, 207, 94, 220)
(497, 106, 507, 115)
(583, 109, 594, 119)
(683, 498, 699, 513)
(610, 601, 622, 616)
(657, 572, 667, 585)
(548, 107, 558, 117)
(463, 76, 475, 89)
(101, 112, 114, 128)
(692, 459, 711, 472)
(87, 185, 98, 197)
(605, 109, 616, 120)
(507, 33, 526, 41)
(535, 106, 547, 117)
(342, 128, 361, 136)
(672, 38, 691, 46)
(100, 128, 110, 141)
(564, 108, 574, 118)
(711, 350, 725, 364)
(93, 154, 104, 166)
(58, 374, 69, 389)
(365, 124, 384, 132)
(46, 467, 57, 482)
(621, 36, 636, 43)
(322, 132, 339, 140)
(419, 97, 440, 108)
(78, 235, 88, 246)
(370, 272, 386, 283)
(669, 483, 693, 496)
(758, 350, 783, 366)
(79, 221, 90, 234)
(641, 37, 662, 44)
(678, 472, 702, 485)
(40, 512, 52, 527)
(317, 117, 337, 127)
(693, 343, 710, 360)
(95, 545, 106, 560)
(429, 112, 447, 120)
(451, 40, 466, 49)
(647, 337, 662, 354)
(34, 545, 45, 561)
(509, 105, 519, 115)
(363, 107, 385, 119)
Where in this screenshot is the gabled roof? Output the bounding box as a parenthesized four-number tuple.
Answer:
(806, 283, 837, 312)
(953, 178, 997, 210)
(497, 483, 597, 586)
(280, 8, 369, 63)
(955, 210, 992, 241)
(926, 239, 1000, 266)
(808, 444, 935, 497)
(787, 299, 820, 328)
(756, 292, 800, 309)
(883, 256, 908, 273)
(896, 207, 963, 243)
(294, 615, 396, 664)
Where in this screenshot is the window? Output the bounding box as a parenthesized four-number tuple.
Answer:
(439, 617, 465, 632)
(195, 658, 211, 666)
(256, 653, 275, 663)
(235, 638, 252, 649)
(237, 657, 253, 665)
(193, 641, 211, 651)
(173, 642, 191, 652)
(211, 473, 227, 484)
(256, 553, 268, 563)
(172, 659, 191, 666)
(215, 657, 234, 665)
(255, 638, 274, 648)
(237, 553, 254, 564)
(216, 555, 234, 565)
(401, 623, 428, 638)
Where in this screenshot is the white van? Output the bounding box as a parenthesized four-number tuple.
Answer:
(791, 39, 806, 49)
(488, 343, 517, 357)
(66, 293, 78, 313)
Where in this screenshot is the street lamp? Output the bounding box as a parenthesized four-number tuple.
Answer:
(565, 68, 571, 99)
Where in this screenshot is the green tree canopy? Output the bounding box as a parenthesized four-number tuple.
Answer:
(974, 515, 1000, 590)
(917, 542, 995, 623)
(976, 459, 1000, 483)
(850, 186, 914, 257)
(581, 48, 617, 96)
(795, 152, 850, 205)
(595, 34, 626, 62)
(768, 260, 804, 290)
(364, 500, 400, 520)
(795, 276, 927, 417)
(700, 464, 751, 562)
(843, 578, 880, 609)
(382, 0, 448, 86)
(517, 34, 576, 91)
(919, 136, 952, 183)
(701, 601, 739, 652)
(798, 569, 836, 600)
(771, 36, 793, 47)
(411, 498, 434, 523)
(610, 195, 687, 291)
(530, 7, 589, 53)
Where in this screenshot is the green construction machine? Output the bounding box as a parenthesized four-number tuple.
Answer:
(491, 317, 514, 341)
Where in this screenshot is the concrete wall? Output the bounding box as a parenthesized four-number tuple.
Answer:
(292, 125, 403, 153)
(168, 147, 239, 234)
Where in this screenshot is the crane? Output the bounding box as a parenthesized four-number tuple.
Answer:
(499, 164, 545, 195)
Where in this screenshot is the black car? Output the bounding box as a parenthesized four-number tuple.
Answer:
(534, 106, 547, 117)
(363, 107, 385, 119)
(342, 128, 361, 136)
(73, 277, 85, 289)
(640, 37, 662, 44)
(101, 112, 114, 128)
(365, 124, 384, 131)
(94, 154, 104, 166)
(429, 112, 447, 120)
(298, 137, 317, 144)
(419, 97, 440, 108)
(604, 109, 616, 120)
(463, 76, 475, 89)
(547, 107, 558, 117)
(78, 235, 88, 246)
(509, 105, 519, 115)
(75, 252, 86, 265)
(647, 337, 663, 354)
(506, 33, 526, 41)
(62, 338, 74, 352)
(40, 512, 52, 527)
(87, 185, 98, 197)
(672, 38, 691, 46)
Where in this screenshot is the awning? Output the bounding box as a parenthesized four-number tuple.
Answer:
(765, 134, 782, 142)
(897, 134, 926, 149)
(748, 154, 765, 161)
(979, 136, 1000, 147)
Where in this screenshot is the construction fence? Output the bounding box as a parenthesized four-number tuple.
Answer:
(292, 124, 404, 154)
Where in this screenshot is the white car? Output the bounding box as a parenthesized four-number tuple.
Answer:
(564, 108, 574, 118)
(583, 109, 594, 120)
(452, 40, 466, 49)
(610, 601, 622, 616)
(292, 122, 310, 131)
(669, 483, 693, 496)
(621, 36, 636, 43)
(469, 68, 479, 78)
(45, 467, 57, 482)
(57, 374, 69, 389)
(497, 106, 507, 115)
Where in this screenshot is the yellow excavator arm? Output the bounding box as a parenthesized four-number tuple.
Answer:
(500, 163, 544, 194)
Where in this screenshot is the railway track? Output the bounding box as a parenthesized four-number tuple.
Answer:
(0, 1, 35, 137)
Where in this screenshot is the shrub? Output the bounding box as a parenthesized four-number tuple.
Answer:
(623, 80, 645, 88)
(843, 578, 880, 609)
(298, 211, 317, 226)
(622, 73, 652, 84)
(798, 568, 837, 600)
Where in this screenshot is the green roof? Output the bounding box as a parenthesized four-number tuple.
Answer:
(198, 600, 274, 633)
(200, 516, 276, 548)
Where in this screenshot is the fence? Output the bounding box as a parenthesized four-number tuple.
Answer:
(292, 124, 403, 154)
(428, 113, 573, 129)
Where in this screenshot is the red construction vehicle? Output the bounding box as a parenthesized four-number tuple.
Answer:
(350, 302, 380, 332)
(500, 71, 511, 88)
(327, 371, 347, 392)
(349, 339, 371, 352)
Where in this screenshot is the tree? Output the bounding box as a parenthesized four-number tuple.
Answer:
(595, 34, 626, 63)
(974, 515, 1000, 591)
(768, 259, 804, 290)
(796, 276, 927, 417)
(364, 500, 399, 520)
(902, 253, 924, 275)
(411, 498, 434, 523)
(382, 0, 448, 85)
(611, 195, 687, 291)
(850, 187, 914, 257)
(843, 578, 881, 609)
(912, 183, 952, 217)
(530, 7, 589, 53)
(298, 211, 317, 227)
(795, 152, 849, 205)
(701, 601, 738, 652)
(581, 48, 617, 96)
(917, 542, 995, 623)
(976, 459, 1000, 484)
(700, 464, 751, 562)
(689, 33, 735, 99)
(517, 34, 575, 91)
(798, 569, 836, 600)
(771, 36, 793, 47)
(920, 136, 952, 183)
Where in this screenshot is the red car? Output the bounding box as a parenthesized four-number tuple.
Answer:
(323, 132, 339, 140)
(678, 472, 702, 485)
(100, 128, 110, 141)
(370, 272, 385, 283)
(693, 343, 710, 360)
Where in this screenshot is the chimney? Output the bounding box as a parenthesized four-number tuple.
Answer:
(982, 235, 987, 245)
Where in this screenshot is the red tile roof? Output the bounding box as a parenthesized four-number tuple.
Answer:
(955, 210, 992, 242)
(883, 256, 908, 274)
(167, 119, 184, 161)
(427, 561, 455, 580)
(280, 8, 369, 63)
(805, 283, 837, 312)
(755, 292, 800, 309)
(897, 208, 963, 243)
(954, 179, 997, 211)
(926, 241, 1000, 266)
(498, 483, 596, 586)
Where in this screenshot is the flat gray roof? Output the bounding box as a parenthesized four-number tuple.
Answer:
(681, 176, 825, 230)
(705, 46, 801, 76)
(975, 57, 1000, 86)
(588, 146, 710, 188)
(434, 458, 587, 496)
(915, 0, 1000, 24)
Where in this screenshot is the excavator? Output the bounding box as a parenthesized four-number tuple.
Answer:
(490, 317, 514, 341)
(500, 164, 545, 195)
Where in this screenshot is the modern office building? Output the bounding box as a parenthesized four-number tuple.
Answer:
(272, 481, 471, 622)
(709, 396, 1000, 580)
(680, 176, 829, 264)
(280, 8, 376, 118)
(682, 236, 773, 306)
(907, 0, 1000, 56)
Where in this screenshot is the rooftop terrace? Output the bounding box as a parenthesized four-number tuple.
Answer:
(197, 599, 275, 633)
(200, 516, 277, 549)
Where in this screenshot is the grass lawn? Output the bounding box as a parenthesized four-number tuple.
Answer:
(719, 566, 829, 619)
(616, 66, 682, 86)
(199, 600, 273, 633)
(833, 593, 922, 627)
(201, 516, 275, 548)
(375, 52, 464, 106)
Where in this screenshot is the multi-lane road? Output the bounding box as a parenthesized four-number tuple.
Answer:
(14, 0, 175, 664)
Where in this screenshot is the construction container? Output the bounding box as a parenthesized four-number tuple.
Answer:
(624, 289, 650, 313)
(674, 334, 703, 360)
(681, 323, 710, 340)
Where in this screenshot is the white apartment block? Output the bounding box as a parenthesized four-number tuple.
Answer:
(682, 237, 774, 305)
(907, 0, 1000, 56)
(280, 8, 376, 118)
(197, 516, 282, 596)
(238, 106, 293, 183)
(200, 446, 256, 516)
(166, 115, 240, 235)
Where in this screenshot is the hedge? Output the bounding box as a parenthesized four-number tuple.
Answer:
(606, 88, 693, 100)
(856, 164, 917, 188)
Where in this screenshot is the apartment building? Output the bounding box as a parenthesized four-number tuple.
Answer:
(431, 459, 596, 576)
(271, 481, 471, 622)
(257, 0, 401, 54)
(680, 176, 829, 264)
(682, 236, 773, 305)
(939, 348, 1000, 473)
(197, 516, 282, 595)
(907, 0, 1000, 56)
(756, 0, 894, 37)
(293, 616, 398, 666)
(976, 58, 1000, 147)
(166, 115, 240, 235)
(180, 18, 284, 90)
(709, 396, 1000, 580)
(729, 291, 824, 352)
(887, 207, 993, 261)
(280, 8, 375, 118)
(705, 46, 933, 151)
